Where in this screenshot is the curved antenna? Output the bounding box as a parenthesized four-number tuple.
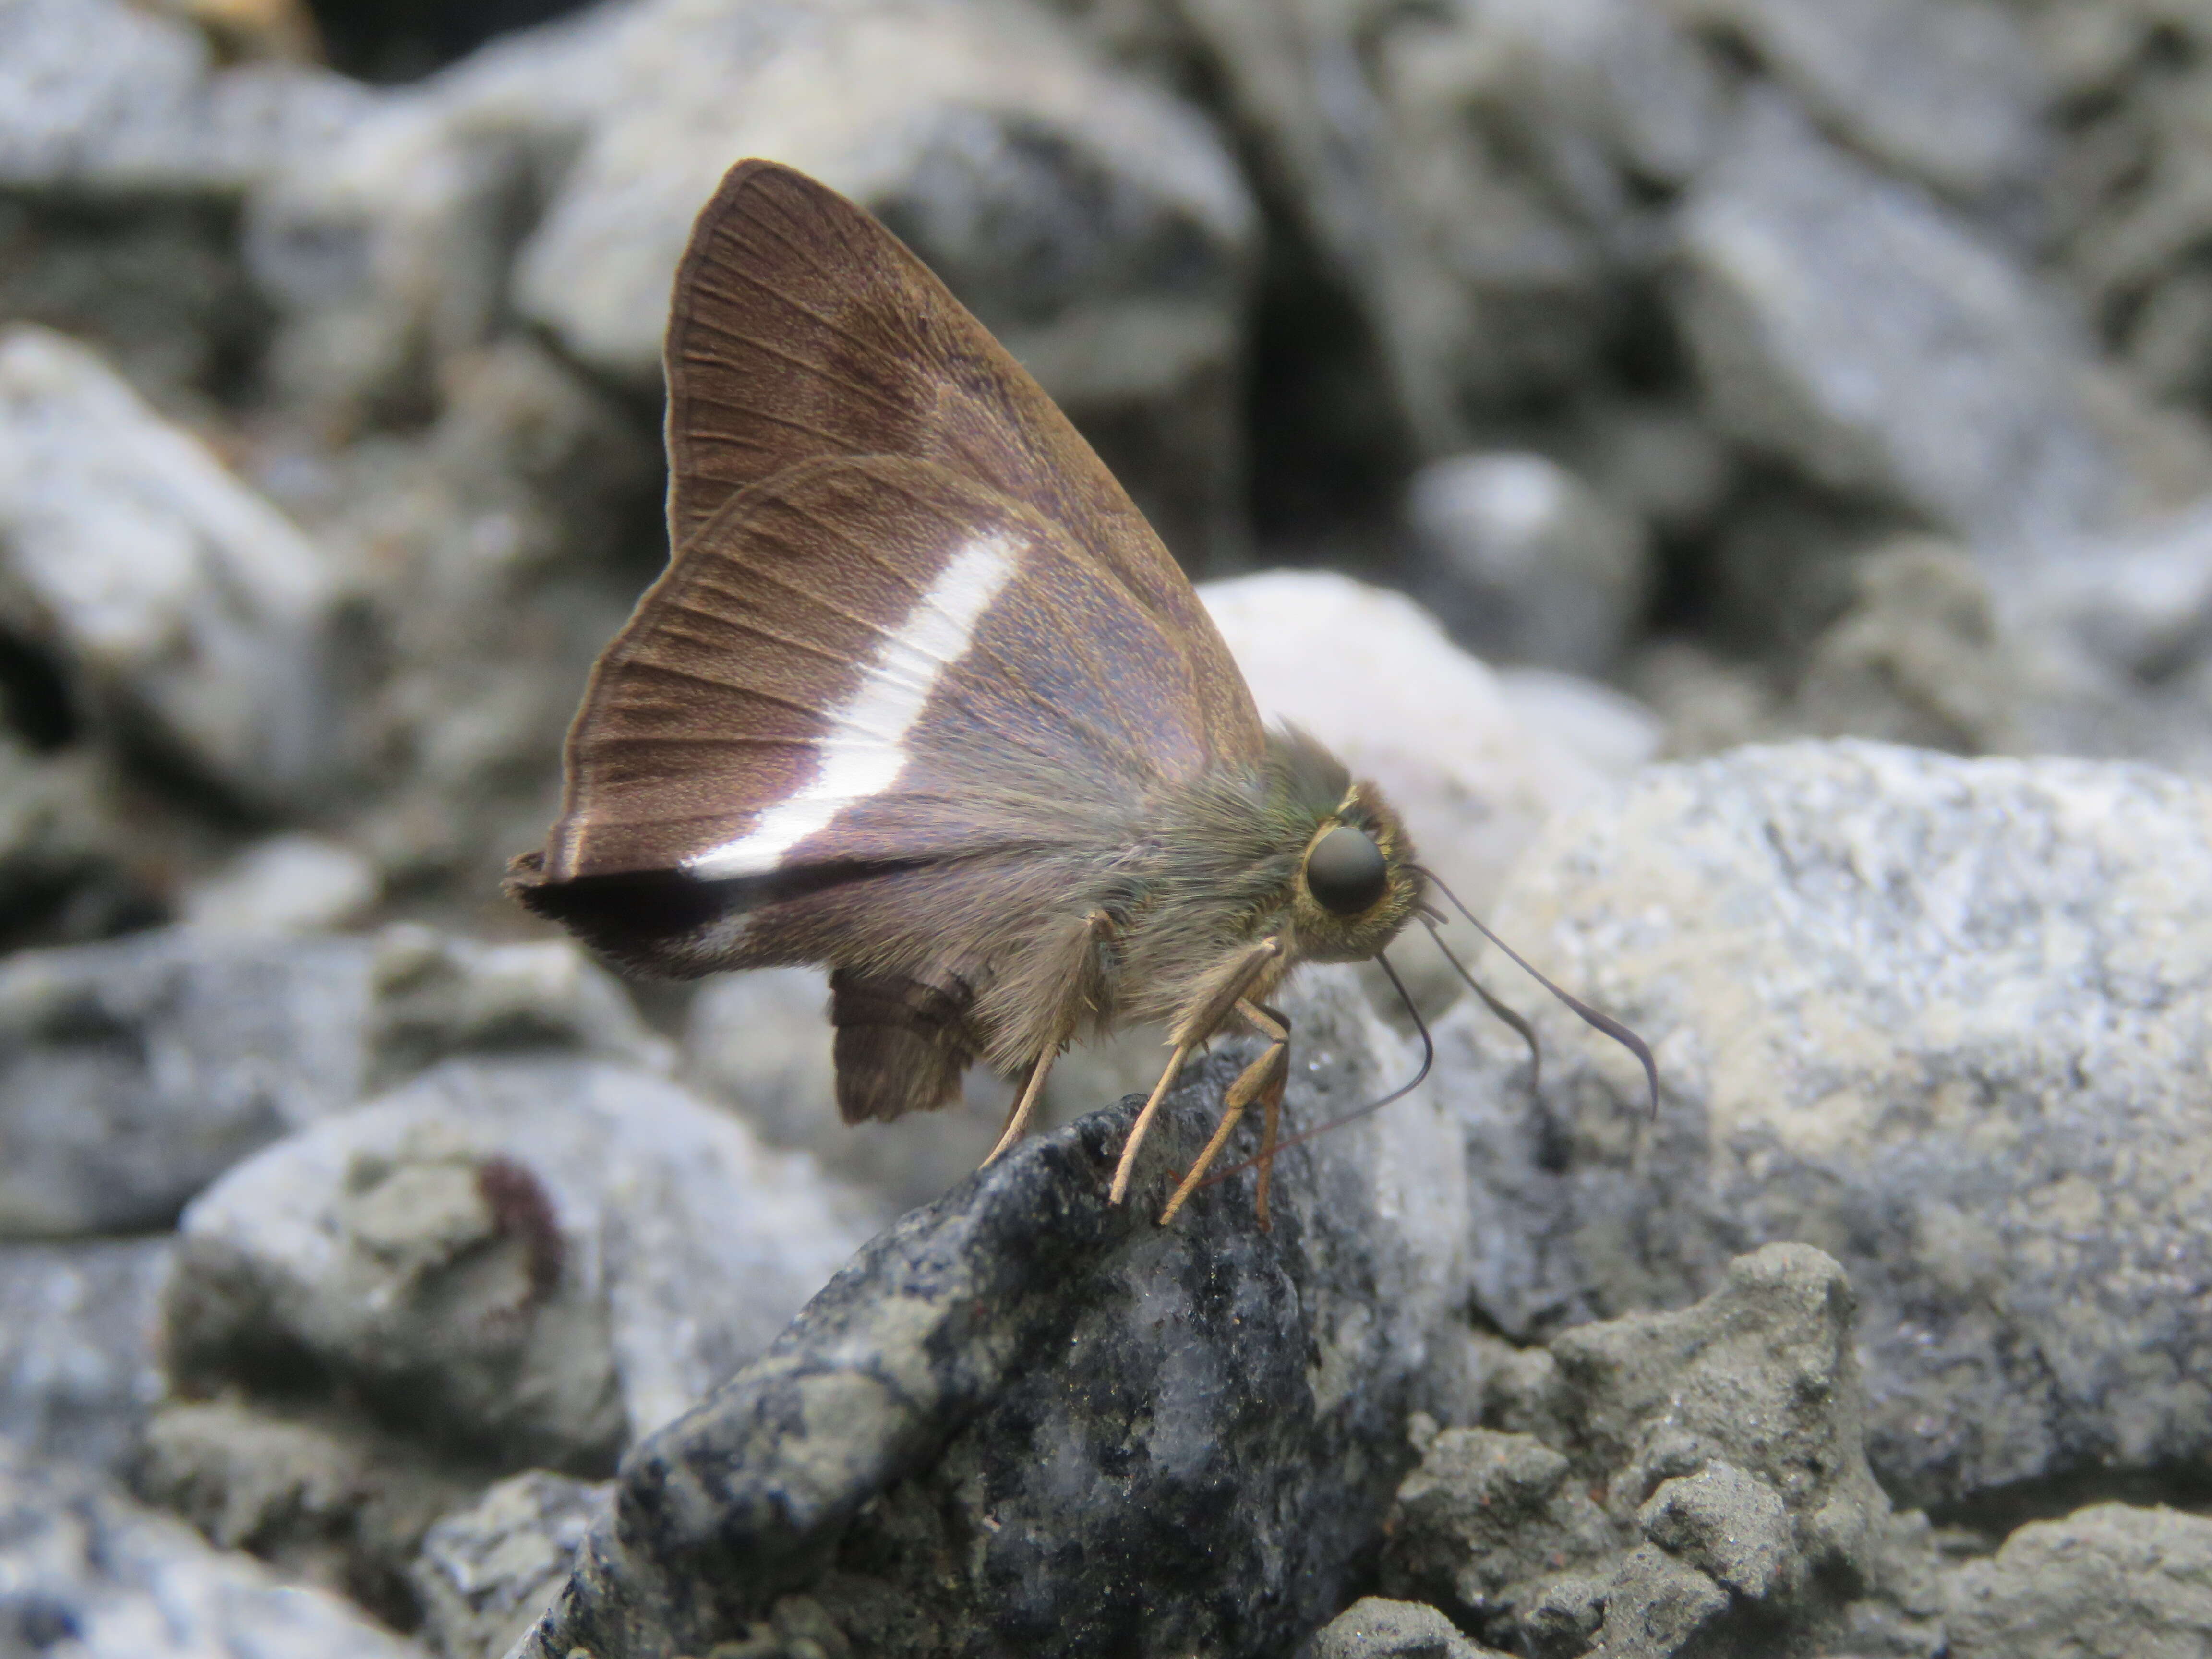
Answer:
(1198, 948, 1435, 1190)
(1421, 915, 1540, 1092)
(1415, 864, 1659, 1117)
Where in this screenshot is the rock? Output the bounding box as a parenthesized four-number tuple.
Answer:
(249, 0, 1256, 569)
(164, 1057, 870, 1474)
(1406, 451, 1652, 675)
(0, 924, 662, 1237)
(1176, 0, 1722, 449)
(410, 1471, 609, 1659)
(1200, 571, 1649, 921)
(0, 1236, 171, 1475)
(1679, 0, 2045, 202)
(0, 733, 151, 950)
(1310, 1597, 1503, 1659)
(1672, 96, 2125, 556)
(0, 1437, 427, 1659)
(508, 968, 1471, 1659)
(138, 1397, 485, 1629)
(1786, 537, 2023, 754)
(1945, 1503, 2212, 1659)
(180, 832, 381, 935)
(1439, 741, 2212, 1510)
(1385, 1245, 1939, 1658)
(0, 0, 366, 195)
(0, 325, 364, 811)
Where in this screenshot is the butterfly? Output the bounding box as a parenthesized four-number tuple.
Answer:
(507, 159, 1452, 1227)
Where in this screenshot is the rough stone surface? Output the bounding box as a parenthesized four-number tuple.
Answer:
(1309, 1597, 1503, 1659)
(0, 1437, 427, 1659)
(1407, 452, 1652, 676)
(165, 1057, 870, 1473)
(1384, 1245, 1936, 1657)
(0, 925, 661, 1237)
(180, 833, 380, 937)
(138, 1397, 486, 1630)
(0, 1236, 171, 1475)
(411, 1472, 608, 1659)
(1438, 741, 2212, 1510)
(1673, 96, 2125, 554)
(509, 968, 1472, 1659)
(0, 324, 361, 810)
(1945, 1503, 2212, 1659)
(0, 734, 146, 950)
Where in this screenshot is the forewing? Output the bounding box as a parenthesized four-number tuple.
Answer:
(661, 158, 1260, 766)
(533, 455, 1224, 890)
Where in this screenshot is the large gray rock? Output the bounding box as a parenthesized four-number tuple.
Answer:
(1945, 1503, 2212, 1659)
(1678, 0, 2044, 201)
(1384, 1245, 1937, 1658)
(0, 925, 663, 1237)
(507, 969, 1473, 1659)
(1673, 96, 2126, 557)
(1310, 1597, 1504, 1659)
(0, 1237, 171, 1475)
(1436, 740, 2212, 1510)
(165, 1057, 870, 1473)
(0, 325, 363, 810)
(0, 1437, 427, 1659)
(411, 1472, 609, 1659)
(248, 0, 1256, 568)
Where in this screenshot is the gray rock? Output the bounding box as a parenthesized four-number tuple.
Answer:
(1440, 741, 2212, 1510)
(1407, 451, 1652, 675)
(0, 1437, 427, 1659)
(1385, 1245, 1931, 1657)
(1177, 0, 1722, 449)
(1787, 538, 2023, 754)
(1679, 0, 2044, 201)
(411, 1472, 609, 1659)
(0, 1236, 171, 1474)
(507, 968, 1472, 1659)
(0, 325, 364, 811)
(138, 1398, 486, 1630)
(1673, 96, 2119, 555)
(1945, 1503, 2212, 1659)
(165, 1057, 870, 1473)
(1310, 1597, 1503, 1659)
(0, 734, 147, 949)
(0, 0, 366, 195)
(0, 925, 661, 1237)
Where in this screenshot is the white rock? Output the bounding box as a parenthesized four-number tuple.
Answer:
(1201, 570, 1652, 921)
(0, 325, 360, 810)
(181, 833, 380, 936)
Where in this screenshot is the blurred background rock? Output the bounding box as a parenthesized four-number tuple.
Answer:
(10, 0, 2212, 1653)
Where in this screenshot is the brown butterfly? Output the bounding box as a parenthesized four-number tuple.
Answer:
(508, 160, 1452, 1226)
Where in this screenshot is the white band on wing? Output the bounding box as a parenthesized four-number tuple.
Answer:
(681, 532, 1020, 880)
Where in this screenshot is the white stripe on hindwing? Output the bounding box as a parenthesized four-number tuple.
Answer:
(682, 533, 1021, 880)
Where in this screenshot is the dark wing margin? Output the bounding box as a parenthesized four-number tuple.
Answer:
(659, 158, 1262, 769)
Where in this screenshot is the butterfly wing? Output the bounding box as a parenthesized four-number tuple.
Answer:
(513, 161, 1265, 1121)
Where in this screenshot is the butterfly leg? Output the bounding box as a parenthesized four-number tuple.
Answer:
(1108, 1042, 1194, 1205)
(982, 1017, 1072, 1166)
(1158, 1000, 1288, 1227)
(1246, 1001, 1290, 1231)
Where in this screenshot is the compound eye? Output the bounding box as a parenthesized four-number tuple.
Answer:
(1305, 824, 1388, 916)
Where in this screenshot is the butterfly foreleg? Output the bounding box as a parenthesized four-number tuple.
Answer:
(1158, 998, 1289, 1229)
(1108, 935, 1284, 1208)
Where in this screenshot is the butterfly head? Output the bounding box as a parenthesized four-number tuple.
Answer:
(1287, 781, 1423, 964)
